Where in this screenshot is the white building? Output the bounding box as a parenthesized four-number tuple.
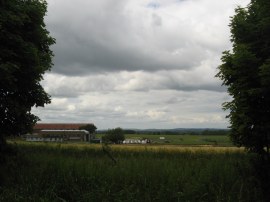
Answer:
(123, 139, 150, 144)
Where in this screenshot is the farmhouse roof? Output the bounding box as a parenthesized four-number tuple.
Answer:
(34, 123, 90, 130)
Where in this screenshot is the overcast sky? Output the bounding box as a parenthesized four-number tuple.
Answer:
(33, 0, 250, 129)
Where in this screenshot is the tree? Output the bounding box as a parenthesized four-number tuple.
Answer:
(79, 124, 97, 134)
(216, 0, 270, 158)
(102, 127, 125, 144)
(0, 0, 55, 149)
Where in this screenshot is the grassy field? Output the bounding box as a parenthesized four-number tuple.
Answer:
(97, 134, 232, 146)
(0, 141, 264, 202)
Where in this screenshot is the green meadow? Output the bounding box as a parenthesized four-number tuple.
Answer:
(0, 142, 264, 202)
(97, 134, 232, 146)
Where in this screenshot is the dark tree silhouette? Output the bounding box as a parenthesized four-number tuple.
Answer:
(102, 127, 125, 144)
(0, 0, 55, 150)
(79, 124, 97, 134)
(216, 0, 270, 159)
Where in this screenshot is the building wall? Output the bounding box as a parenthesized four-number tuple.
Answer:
(30, 123, 96, 142)
(26, 130, 91, 142)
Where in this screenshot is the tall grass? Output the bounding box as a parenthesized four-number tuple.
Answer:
(0, 142, 263, 201)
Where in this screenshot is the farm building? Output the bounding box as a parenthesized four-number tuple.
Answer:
(26, 123, 96, 142)
(26, 130, 90, 142)
(33, 123, 90, 132)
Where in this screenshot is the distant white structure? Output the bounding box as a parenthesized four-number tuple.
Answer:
(123, 139, 150, 144)
(159, 137, 165, 140)
(26, 130, 90, 142)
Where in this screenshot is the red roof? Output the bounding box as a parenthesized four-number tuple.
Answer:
(34, 123, 90, 130)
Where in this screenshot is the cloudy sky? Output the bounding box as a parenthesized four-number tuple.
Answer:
(33, 0, 250, 129)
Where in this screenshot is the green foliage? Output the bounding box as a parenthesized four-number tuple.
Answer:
(0, 143, 264, 201)
(216, 0, 270, 156)
(102, 127, 125, 144)
(79, 124, 97, 134)
(0, 0, 55, 142)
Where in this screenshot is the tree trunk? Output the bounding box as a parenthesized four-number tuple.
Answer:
(0, 134, 7, 155)
(0, 135, 7, 163)
(0, 135, 7, 152)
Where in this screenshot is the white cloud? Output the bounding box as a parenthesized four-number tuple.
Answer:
(34, 88, 230, 129)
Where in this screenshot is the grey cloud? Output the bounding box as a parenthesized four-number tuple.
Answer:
(45, 0, 225, 75)
(152, 13, 162, 26)
(42, 67, 225, 100)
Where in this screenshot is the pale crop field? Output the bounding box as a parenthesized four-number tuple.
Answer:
(12, 139, 241, 153)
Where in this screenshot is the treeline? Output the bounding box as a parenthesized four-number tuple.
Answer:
(200, 130, 230, 136)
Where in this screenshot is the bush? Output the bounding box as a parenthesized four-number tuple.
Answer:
(102, 127, 125, 144)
